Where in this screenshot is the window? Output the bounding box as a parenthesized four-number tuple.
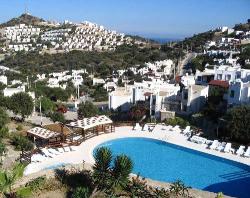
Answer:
(183, 92, 188, 100)
(217, 74, 222, 80)
(226, 75, 231, 81)
(197, 76, 202, 82)
(230, 90, 235, 98)
(183, 105, 187, 112)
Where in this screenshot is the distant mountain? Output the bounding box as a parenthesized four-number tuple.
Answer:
(0, 13, 45, 27)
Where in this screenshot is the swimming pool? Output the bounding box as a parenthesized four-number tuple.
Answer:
(94, 137, 250, 198)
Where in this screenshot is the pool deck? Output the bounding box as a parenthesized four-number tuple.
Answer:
(24, 124, 250, 175)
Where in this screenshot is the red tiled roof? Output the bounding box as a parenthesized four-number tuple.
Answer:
(209, 80, 229, 88)
(175, 76, 182, 83)
(144, 92, 152, 97)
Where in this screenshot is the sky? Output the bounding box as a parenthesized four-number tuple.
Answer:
(0, 0, 249, 39)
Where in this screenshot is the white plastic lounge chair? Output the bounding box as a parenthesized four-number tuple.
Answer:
(31, 154, 46, 162)
(236, 146, 245, 156)
(165, 125, 173, 131)
(57, 147, 64, 153)
(143, 124, 149, 131)
(190, 136, 207, 144)
(216, 142, 226, 151)
(209, 140, 219, 150)
(41, 148, 54, 158)
(182, 126, 191, 134)
(70, 146, 77, 151)
(172, 125, 182, 133)
(48, 148, 60, 155)
(243, 147, 250, 157)
(64, 146, 71, 152)
(223, 143, 232, 153)
(133, 123, 140, 131)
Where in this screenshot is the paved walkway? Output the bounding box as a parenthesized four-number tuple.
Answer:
(24, 124, 250, 176)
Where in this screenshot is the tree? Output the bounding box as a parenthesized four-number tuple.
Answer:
(110, 155, 133, 191)
(50, 112, 65, 123)
(92, 147, 112, 190)
(0, 163, 26, 197)
(77, 101, 99, 119)
(38, 97, 55, 114)
(9, 92, 34, 121)
(225, 105, 250, 143)
(92, 147, 133, 196)
(0, 108, 9, 129)
(11, 134, 34, 151)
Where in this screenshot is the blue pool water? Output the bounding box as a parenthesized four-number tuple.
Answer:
(94, 137, 250, 198)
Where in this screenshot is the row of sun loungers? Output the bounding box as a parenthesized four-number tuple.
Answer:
(31, 146, 78, 163)
(207, 140, 250, 157)
(133, 123, 250, 158)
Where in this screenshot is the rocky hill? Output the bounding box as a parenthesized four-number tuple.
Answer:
(0, 13, 45, 27)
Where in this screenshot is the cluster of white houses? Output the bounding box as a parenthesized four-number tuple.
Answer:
(41, 21, 133, 51)
(108, 63, 250, 120)
(0, 21, 136, 53)
(205, 25, 250, 49)
(0, 24, 48, 52)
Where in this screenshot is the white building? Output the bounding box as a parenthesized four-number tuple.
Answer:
(0, 75, 7, 85)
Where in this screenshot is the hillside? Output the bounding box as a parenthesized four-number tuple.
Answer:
(0, 13, 45, 27)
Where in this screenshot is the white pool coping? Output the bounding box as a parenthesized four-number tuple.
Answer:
(24, 124, 250, 175)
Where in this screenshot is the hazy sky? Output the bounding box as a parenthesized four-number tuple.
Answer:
(0, 0, 249, 39)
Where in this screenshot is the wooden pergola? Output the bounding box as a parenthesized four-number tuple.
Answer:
(67, 115, 115, 142)
(26, 126, 63, 145)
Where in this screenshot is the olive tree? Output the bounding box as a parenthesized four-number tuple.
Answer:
(9, 92, 34, 121)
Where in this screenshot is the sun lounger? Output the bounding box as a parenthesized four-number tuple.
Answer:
(216, 142, 226, 151)
(143, 124, 149, 131)
(41, 148, 54, 158)
(64, 146, 71, 152)
(182, 126, 191, 134)
(31, 154, 46, 162)
(243, 146, 250, 157)
(236, 145, 245, 156)
(57, 147, 65, 153)
(209, 140, 219, 150)
(48, 148, 60, 155)
(171, 125, 182, 133)
(70, 146, 77, 151)
(133, 123, 140, 131)
(223, 143, 233, 153)
(190, 135, 207, 144)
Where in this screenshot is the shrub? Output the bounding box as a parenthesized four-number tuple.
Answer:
(11, 134, 34, 151)
(0, 107, 9, 129)
(0, 127, 9, 139)
(16, 187, 32, 198)
(72, 187, 90, 198)
(165, 117, 190, 129)
(16, 125, 23, 131)
(25, 176, 46, 191)
(49, 112, 65, 123)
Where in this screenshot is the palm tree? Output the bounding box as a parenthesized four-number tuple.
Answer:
(0, 163, 26, 197)
(169, 180, 190, 197)
(92, 147, 112, 190)
(110, 155, 133, 192)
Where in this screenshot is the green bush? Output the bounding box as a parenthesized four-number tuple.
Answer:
(16, 125, 23, 131)
(11, 134, 34, 151)
(0, 127, 9, 139)
(165, 117, 190, 129)
(25, 176, 46, 191)
(16, 186, 32, 198)
(72, 187, 90, 198)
